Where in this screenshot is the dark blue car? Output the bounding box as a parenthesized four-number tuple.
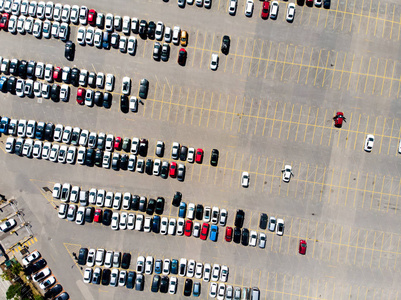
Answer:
(0, 117, 9, 134)
(152, 215, 160, 233)
(179, 202, 186, 218)
(171, 259, 178, 275)
(0, 76, 7, 92)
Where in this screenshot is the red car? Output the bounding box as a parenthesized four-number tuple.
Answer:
(76, 88, 85, 104)
(178, 48, 187, 66)
(225, 226, 233, 242)
(200, 223, 209, 240)
(94, 209, 102, 223)
(114, 137, 122, 150)
(195, 148, 203, 164)
(88, 9, 97, 25)
(170, 162, 177, 178)
(333, 112, 346, 128)
(261, 1, 270, 19)
(299, 240, 307, 255)
(0, 13, 9, 30)
(53, 67, 62, 82)
(184, 220, 193, 237)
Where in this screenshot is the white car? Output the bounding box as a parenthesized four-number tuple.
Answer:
(49, 144, 59, 162)
(105, 73, 114, 92)
(153, 159, 161, 175)
(220, 265, 229, 282)
(187, 259, 196, 278)
(96, 72, 104, 89)
(176, 218, 185, 235)
(111, 212, 119, 230)
(282, 165, 293, 182)
(24, 15, 33, 33)
(211, 264, 220, 281)
(79, 130, 89, 146)
(120, 212, 128, 230)
(127, 213, 135, 230)
(5, 137, 15, 153)
(39, 276, 56, 290)
(211, 206, 219, 224)
(172, 26, 180, 45)
(122, 15, 130, 33)
(53, 3, 61, 21)
(217, 283, 226, 300)
(105, 134, 114, 151)
(60, 84, 69, 102)
(204, 0, 211, 8)
(105, 13, 113, 31)
(259, 232, 266, 248)
(268, 217, 276, 232)
(187, 147, 195, 163)
(26, 120, 36, 138)
(193, 222, 201, 238)
(168, 218, 176, 235)
(364, 134, 374, 152)
(104, 192, 113, 207)
(398, 140, 401, 154)
(245, 0, 253, 17)
(219, 209, 227, 226)
(79, 5, 87, 25)
(119, 36, 127, 52)
(203, 263, 211, 282)
(44, 1, 53, 20)
(102, 151, 111, 169)
(61, 4, 70, 22)
(210, 282, 218, 297)
(135, 256, 145, 274)
(95, 249, 105, 266)
(178, 0, 185, 8)
(155, 21, 164, 40)
(53, 124, 63, 142)
(28, 1, 37, 16)
(187, 203, 195, 220)
(76, 206, 85, 224)
(314, 0, 322, 6)
(160, 217, 168, 235)
(145, 256, 153, 275)
(66, 146, 76, 164)
(96, 190, 105, 206)
(203, 206, 211, 222)
(286, 3, 295, 22)
(32, 141, 42, 158)
(169, 276, 177, 294)
(58, 22, 68, 40)
(17, 15, 25, 33)
(135, 214, 144, 231)
(22, 251, 41, 266)
(8, 15, 17, 33)
(33, 81, 42, 97)
(15, 79, 24, 97)
(85, 26, 94, 45)
(83, 268, 92, 283)
(164, 26, 172, 43)
(210, 53, 219, 70)
(44, 64, 53, 82)
(130, 96, 138, 112)
(76, 26, 85, 45)
(195, 263, 203, 279)
(127, 36, 137, 55)
(36, 1, 45, 19)
(228, 0, 237, 15)
(11, 0, 21, 15)
(57, 145, 68, 163)
(20, 0, 28, 15)
(241, 172, 249, 187)
(276, 218, 284, 236)
(121, 77, 131, 95)
(86, 249, 96, 267)
(17, 119, 27, 137)
(94, 28, 102, 48)
(249, 230, 257, 247)
(270, 1, 279, 19)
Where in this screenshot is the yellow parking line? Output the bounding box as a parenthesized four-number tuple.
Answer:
(362, 173, 369, 209)
(247, 39, 256, 77)
(294, 105, 302, 141)
(311, 165, 318, 200)
(264, 41, 272, 79)
(254, 100, 262, 135)
(182, 88, 190, 124)
(198, 91, 206, 127)
(280, 44, 289, 81)
(303, 164, 310, 199)
(353, 114, 361, 150)
(278, 103, 286, 139)
(270, 102, 278, 137)
(379, 118, 386, 154)
(303, 106, 311, 142)
(206, 92, 214, 128)
(272, 43, 281, 80)
(167, 85, 174, 121)
(237, 97, 245, 133)
(373, 2, 381, 36)
(380, 59, 388, 95)
(199, 32, 208, 68)
(151, 81, 158, 119)
(253, 156, 260, 191)
(190, 90, 198, 125)
(364, 0, 373, 35)
(349, 0, 357, 32)
(341, 0, 349, 31)
(319, 167, 326, 202)
(304, 48, 315, 85)
(387, 119, 395, 155)
(377, 176, 386, 210)
(363, 57, 372, 93)
(388, 62, 396, 97)
(321, 51, 331, 87)
(287, 104, 294, 140)
(232, 38, 241, 74)
(320, 110, 327, 145)
(213, 94, 221, 128)
(311, 108, 319, 144)
(313, 50, 322, 86)
(345, 53, 353, 90)
(355, 56, 364, 92)
(344, 112, 353, 148)
(345, 171, 352, 206)
(389, 4, 396, 39)
(230, 96, 238, 131)
(256, 41, 264, 78)
(158, 84, 166, 120)
(270, 159, 276, 194)
(290, 46, 297, 79)
(371, 58, 381, 94)
(245, 99, 254, 134)
(262, 157, 269, 193)
(332, 0, 341, 29)
(382, 4, 388, 38)
(297, 47, 305, 83)
(222, 95, 230, 130)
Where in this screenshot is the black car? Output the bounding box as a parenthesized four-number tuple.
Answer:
(27, 60, 36, 79)
(112, 154, 119, 170)
(44, 123, 54, 141)
(85, 207, 94, 223)
(196, 204, 203, 220)
(151, 275, 160, 293)
(221, 35, 230, 55)
(155, 197, 165, 215)
(126, 271, 136, 289)
(85, 148, 94, 166)
(101, 269, 111, 285)
(259, 213, 268, 230)
(28, 259, 47, 274)
(63, 69, 71, 84)
(161, 43, 170, 62)
(145, 158, 153, 175)
(71, 130, 80, 145)
(241, 228, 249, 246)
(44, 284, 63, 299)
(18, 60, 28, 78)
(50, 84, 60, 102)
(9, 59, 19, 75)
(103, 92, 112, 108)
(131, 195, 140, 210)
(102, 209, 112, 226)
(139, 20, 147, 37)
(111, 32, 120, 48)
(172, 191, 182, 207)
(235, 209, 245, 228)
(54, 292, 69, 300)
(210, 149, 219, 166)
(65, 41, 75, 61)
(146, 199, 156, 215)
(179, 146, 188, 161)
(147, 21, 156, 39)
(139, 138, 148, 156)
(121, 253, 131, 269)
(135, 274, 144, 291)
(160, 276, 169, 293)
(70, 68, 80, 86)
(233, 227, 241, 244)
(94, 91, 103, 106)
(161, 163, 169, 179)
(78, 247, 88, 265)
(95, 150, 103, 167)
(7, 76, 17, 93)
(35, 123, 45, 140)
(323, 0, 330, 8)
(120, 95, 129, 113)
(139, 78, 149, 99)
(139, 197, 147, 212)
(184, 279, 193, 296)
(15, 139, 23, 156)
(120, 154, 128, 170)
(178, 48, 187, 66)
(152, 216, 160, 233)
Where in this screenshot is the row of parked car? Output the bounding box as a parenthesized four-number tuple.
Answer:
(0, 56, 116, 90)
(21, 250, 69, 299)
(178, 202, 227, 226)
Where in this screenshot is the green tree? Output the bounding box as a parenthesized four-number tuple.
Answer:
(6, 283, 21, 300)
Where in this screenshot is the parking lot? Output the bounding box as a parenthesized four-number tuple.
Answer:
(1, 0, 401, 299)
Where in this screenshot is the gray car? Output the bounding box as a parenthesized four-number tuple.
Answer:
(135, 274, 144, 291)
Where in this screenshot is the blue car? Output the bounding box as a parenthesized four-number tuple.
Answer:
(178, 202, 186, 218)
(0, 117, 9, 134)
(0, 76, 7, 92)
(152, 215, 160, 233)
(154, 259, 162, 274)
(210, 225, 218, 242)
(171, 259, 178, 275)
